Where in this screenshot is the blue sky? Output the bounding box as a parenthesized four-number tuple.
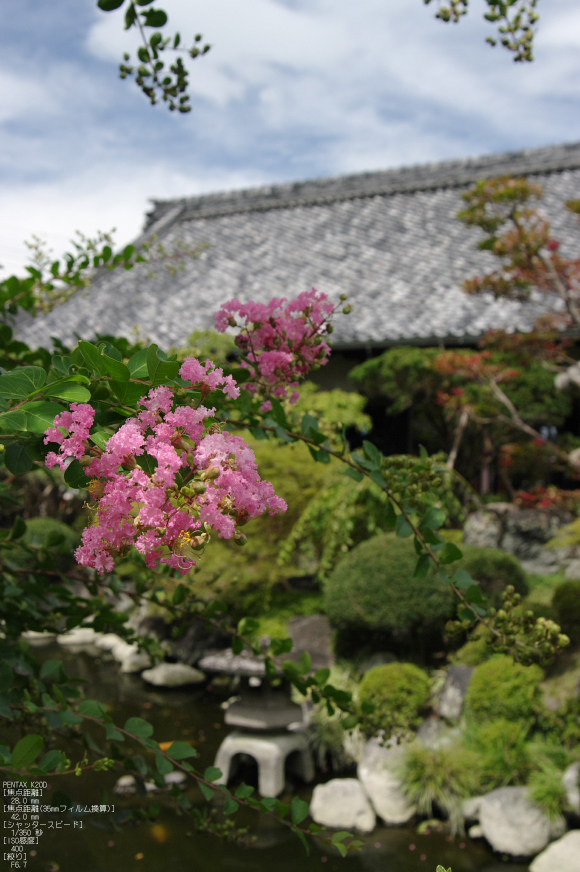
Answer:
(1, 0, 579, 273)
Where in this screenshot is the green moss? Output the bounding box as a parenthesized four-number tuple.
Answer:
(324, 534, 454, 638)
(457, 544, 528, 605)
(359, 662, 430, 735)
(465, 718, 533, 788)
(552, 580, 580, 644)
(465, 655, 543, 722)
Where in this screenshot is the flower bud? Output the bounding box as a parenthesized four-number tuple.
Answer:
(234, 531, 248, 547)
(339, 294, 348, 302)
(200, 465, 220, 482)
(192, 481, 207, 494)
(342, 305, 353, 314)
(80, 455, 94, 467)
(326, 324, 334, 334)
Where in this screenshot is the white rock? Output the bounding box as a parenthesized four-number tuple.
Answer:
(357, 737, 416, 824)
(21, 631, 57, 645)
(563, 761, 580, 813)
(120, 651, 151, 673)
(141, 662, 206, 687)
(462, 795, 484, 821)
(94, 633, 124, 651)
(468, 824, 483, 838)
(479, 787, 560, 857)
(56, 627, 99, 646)
(310, 779, 375, 833)
(530, 831, 580, 872)
(110, 640, 139, 662)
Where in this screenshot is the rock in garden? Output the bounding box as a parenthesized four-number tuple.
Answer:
(310, 778, 375, 833)
(468, 824, 483, 838)
(434, 665, 473, 721)
(463, 510, 503, 549)
(357, 737, 416, 825)
(287, 615, 334, 671)
(56, 627, 99, 646)
(416, 716, 460, 750)
(565, 560, 580, 580)
(141, 662, 206, 687)
(462, 795, 484, 821)
(479, 786, 562, 857)
(529, 831, 580, 872)
(563, 761, 580, 813)
(120, 651, 151, 673)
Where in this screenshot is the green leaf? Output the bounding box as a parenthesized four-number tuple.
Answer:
(143, 8, 168, 26)
(261, 797, 278, 812)
(172, 584, 187, 605)
(370, 469, 386, 489)
(345, 466, 363, 482)
(362, 440, 382, 467)
(270, 398, 288, 428)
(59, 709, 83, 726)
(79, 341, 108, 376)
(315, 448, 331, 463)
(341, 714, 359, 730)
(102, 354, 130, 383)
(156, 754, 174, 775)
(292, 827, 310, 855)
(125, 717, 154, 738)
(21, 401, 64, 433)
(77, 700, 108, 719)
(420, 506, 446, 531)
(128, 348, 149, 378)
(231, 637, 243, 655)
(224, 796, 239, 814)
(64, 459, 90, 489)
(105, 723, 125, 742)
(331, 831, 353, 844)
(44, 383, 91, 402)
(40, 659, 66, 682)
(234, 783, 254, 799)
(0, 409, 28, 432)
(38, 750, 67, 773)
(300, 651, 312, 674)
(395, 513, 413, 538)
(300, 412, 319, 437)
(291, 797, 310, 825)
(168, 741, 197, 760)
(413, 552, 431, 578)
(314, 668, 330, 686)
(89, 430, 112, 451)
(198, 781, 214, 801)
(335, 843, 348, 858)
(439, 542, 463, 565)
(269, 637, 293, 656)
(204, 766, 222, 783)
(110, 381, 149, 404)
(146, 344, 180, 384)
(451, 569, 475, 590)
(465, 583, 485, 604)
(5, 442, 33, 475)
(97, 0, 125, 9)
(0, 366, 46, 399)
(12, 735, 44, 769)
(136, 453, 158, 475)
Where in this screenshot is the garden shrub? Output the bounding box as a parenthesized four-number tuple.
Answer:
(552, 580, 580, 644)
(528, 764, 568, 822)
(324, 534, 454, 642)
(400, 743, 481, 835)
(456, 544, 528, 605)
(465, 654, 543, 722)
(358, 662, 430, 736)
(465, 718, 533, 788)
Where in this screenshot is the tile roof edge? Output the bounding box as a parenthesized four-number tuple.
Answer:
(143, 141, 580, 228)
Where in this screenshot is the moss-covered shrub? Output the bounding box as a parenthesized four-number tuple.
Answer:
(465, 655, 543, 722)
(457, 545, 528, 605)
(552, 580, 580, 644)
(358, 662, 430, 735)
(324, 534, 454, 642)
(465, 718, 533, 788)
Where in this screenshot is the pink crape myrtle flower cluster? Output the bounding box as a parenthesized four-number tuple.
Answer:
(214, 288, 339, 411)
(44, 359, 287, 575)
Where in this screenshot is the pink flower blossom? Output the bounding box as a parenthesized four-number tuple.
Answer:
(44, 403, 95, 470)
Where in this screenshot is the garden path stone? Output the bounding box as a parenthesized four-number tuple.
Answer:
(141, 662, 206, 686)
(479, 786, 564, 857)
(357, 737, 416, 824)
(529, 831, 580, 872)
(310, 778, 375, 832)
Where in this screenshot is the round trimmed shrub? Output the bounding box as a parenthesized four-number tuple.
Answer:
(457, 545, 528, 605)
(552, 580, 580, 644)
(324, 534, 454, 638)
(359, 662, 430, 735)
(465, 655, 543, 722)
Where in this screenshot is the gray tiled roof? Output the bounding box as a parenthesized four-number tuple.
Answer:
(17, 141, 580, 352)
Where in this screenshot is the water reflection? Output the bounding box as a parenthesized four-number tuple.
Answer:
(3, 644, 530, 872)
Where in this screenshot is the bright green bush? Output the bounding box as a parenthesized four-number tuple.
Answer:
(465, 718, 532, 788)
(465, 655, 543, 722)
(552, 580, 580, 644)
(400, 743, 481, 835)
(324, 534, 454, 640)
(457, 545, 528, 604)
(358, 662, 430, 736)
(528, 764, 568, 822)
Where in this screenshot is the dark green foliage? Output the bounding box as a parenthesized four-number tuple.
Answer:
(457, 544, 528, 605)
(324, 534, 454, 640)
(465, 654, 543, 722)
(465, 718, 533, 788)
(552, 580, 580, 644)
(359, 662, 430, 736)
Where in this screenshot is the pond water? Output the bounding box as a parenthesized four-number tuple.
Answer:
(3, 644, 531, 872)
